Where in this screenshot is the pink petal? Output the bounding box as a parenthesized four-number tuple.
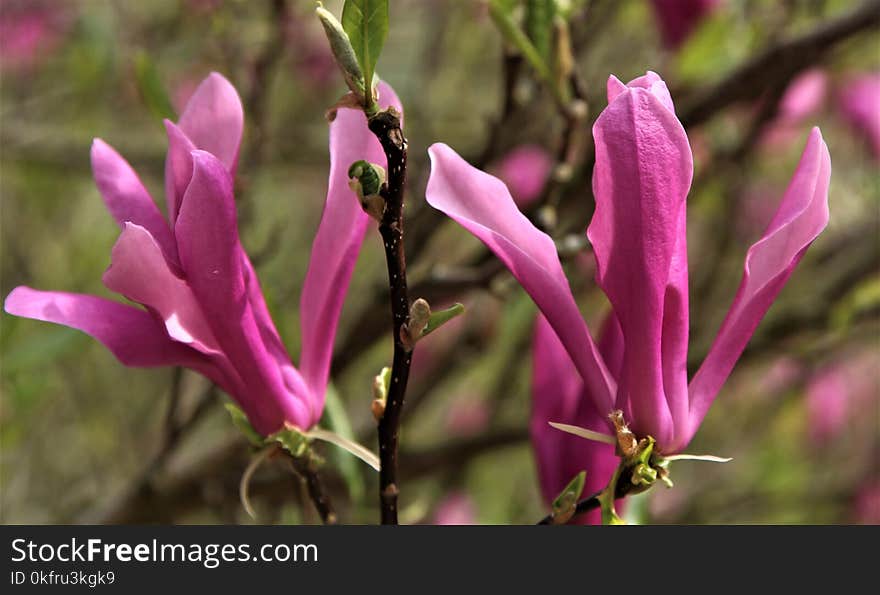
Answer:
(177, 72, 244, 175)
(589, 73, 693, 449)
(175, 150, 311, 435)
(4, 287, 206, 369)
(102, 222, 220, 355)
(426, 143, 616, 416)
(298, 81, 403, 408)
(531, 315, 619, 525)
(686, 128, 831, 450)
(90, 139, 178, 264)
(163, 119, 197, 225)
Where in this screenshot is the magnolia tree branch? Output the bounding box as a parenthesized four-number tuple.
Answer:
(368, 107, 412, 525)
(679, 0, 880, 128)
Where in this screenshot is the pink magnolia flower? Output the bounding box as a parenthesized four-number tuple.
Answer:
(838, 72, 880, 160)
(491, 145, 553, 208)
(426, 71, 831, 457)
(649, 0, 721, 49)
(4, 73, 402, 437)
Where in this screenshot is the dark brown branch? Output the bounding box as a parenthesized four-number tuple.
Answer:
(679, 0, 880, 128)
(368, 107, 412, 525)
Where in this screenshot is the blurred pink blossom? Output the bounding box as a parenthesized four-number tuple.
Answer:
(806, 352, 879, 445)
(432, 492, 477, 525)
(838, 72, 880, 160)
(649, 0, 721, 49)
(852, 479, 880, 525)
(491, 145, 553, 208)
(761, 69, 829, 148)
(0, 0, 71, 72)
(445, 396, 490, 437)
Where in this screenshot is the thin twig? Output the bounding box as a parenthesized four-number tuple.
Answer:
(368, 107, 412, 525)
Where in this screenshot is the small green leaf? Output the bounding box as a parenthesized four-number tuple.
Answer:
(133, 51, 176, 121)
(341, 0, 389, 112)
(422, 303, 465, 337)
(224, 403, 265, 447)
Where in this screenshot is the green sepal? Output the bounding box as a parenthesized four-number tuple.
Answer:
(268, 425, 312, 459)
(224, 403, 264, 447)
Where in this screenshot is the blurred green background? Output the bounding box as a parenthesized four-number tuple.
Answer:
(1, 0, 878, 524)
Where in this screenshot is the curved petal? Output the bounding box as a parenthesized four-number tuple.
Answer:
(175, 150, 311, 435)
(90, 139, 178, 264)
(163, 119, 196, 225)
(426, 143, 616, 415)
(685, 128, 831, 450)
(4, 287, 205, 368)
(588, 74, 693, 449)
(298, 80, 403, 410)
(102, 222, 220, 355)
(177, 72, 243, 175)
(531, 315, 619, 525)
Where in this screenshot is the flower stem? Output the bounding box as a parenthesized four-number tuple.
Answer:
(288, 451, 338, 525)
(368, 107, 411, 525)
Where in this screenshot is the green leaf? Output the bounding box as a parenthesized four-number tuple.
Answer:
(341, 0, 389, 111)
(133, 51, 176, 120)
(224, 403, 265, 447)
(321, 384, 365, 502)
(422, 303, 465, 337)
